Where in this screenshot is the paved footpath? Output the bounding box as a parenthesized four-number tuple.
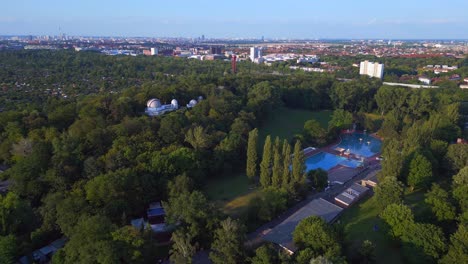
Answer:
(246, 163, 382, 247)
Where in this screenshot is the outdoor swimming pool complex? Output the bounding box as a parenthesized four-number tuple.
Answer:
(305, 152, 362, 172)
(335, 132, 382, 158)
(304, 132, 382, 172)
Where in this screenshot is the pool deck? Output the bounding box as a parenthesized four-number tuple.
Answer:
(304, 130, 382, 179)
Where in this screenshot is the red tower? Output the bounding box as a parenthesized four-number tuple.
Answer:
(231, 55, 237, 74)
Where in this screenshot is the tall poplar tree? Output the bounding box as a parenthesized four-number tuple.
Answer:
(271, 137, 282, 188)
(260, 136, 272, 188)
(292, 140, 306, 191)
(281, 139, 292, 189)
(246, 128, 258, 182)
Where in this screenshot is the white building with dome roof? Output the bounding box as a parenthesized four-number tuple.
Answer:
(145, 98, 178, 116)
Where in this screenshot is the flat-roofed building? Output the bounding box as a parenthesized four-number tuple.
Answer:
(263, 198, 343, 254)
(360, 60, 384, 79)
(335, 183, 369, 208)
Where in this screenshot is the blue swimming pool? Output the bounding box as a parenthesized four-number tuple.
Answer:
(335, 133, 382, 158)
(305, 152, 362, 172)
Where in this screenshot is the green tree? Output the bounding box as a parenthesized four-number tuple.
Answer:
(249, 187, 288, 222)
(374, 177, 404, 210)
(292, 140, 306, 194)
(185, 126, 211, 150)
(440, 224, 468, 264)
(407, 153, 433, 190)
(0, 192, 35, 236)
(293, 216, 341, 259)
(271, 137, 283, 189)
(328, 109, 353, 130)
(281, 140, 292, 189)
(250, 243, 279, 264)
(303, 119, 327, 146)
(401, 223, 446, 262)
(446, 144, 468, 172)
(452, 166, 468, 212)
(169, 230, 196, 264)
(209, 218, 245, 264)
(111, 226, 145, 263)
(0, 235, 16, 264)
(309, 256, 334, 264)
(55, 215, 119, 264)
(380, 203, 414, 238)
(246, 128, 259, 182)
(260, 136, 272, 188)
(357, 240, 375, 264)
(425, 183, 456, 222)
(307, 169, 328, 191)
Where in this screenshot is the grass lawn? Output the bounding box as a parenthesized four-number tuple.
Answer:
(204, 173, 251, 201)
(337, 195, 404, 264)
(258, 107, 332, 144)
(203, 173, 260, 216)
(404, 188, 432, 222)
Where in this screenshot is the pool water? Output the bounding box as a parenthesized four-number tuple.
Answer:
(335, 133, 382, 158)
(305, 152, 361, 172)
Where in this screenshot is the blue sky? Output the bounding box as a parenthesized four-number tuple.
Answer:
(1, 0, 467, 39)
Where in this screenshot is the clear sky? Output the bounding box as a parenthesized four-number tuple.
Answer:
(1, 0, 468, 39)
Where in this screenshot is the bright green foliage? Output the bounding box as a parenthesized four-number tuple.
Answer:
(380, 203, 414, 238)
(407, 153, 432, 189)
(440, 224, 468, 264)
(55, 215, 119, 264)
(169, 230, 196, 264)
(292, 140, 306, 193)
(185, 126, 212, 150)
(453, 166, 468, 212)
(425, 183, 456, 221)
(309, 255, 334, 264)
(281, 140, 292, 189)
(0, 235, 17, 264)
(209, 218, 245, 264)
(380, 139, 404, 180)
(303, 119, 327, 146)
(374, 177, 404, 210)
(446, 144, 468, 171)
(246, 128, 258, 182)
(328, 109, 353, 130)
(401, 223, 446, 262)
(293, 216, 341, 259)
(260, 136, 272, 188)
(111, 226, 145, 263)
(271, 137, 283, 189)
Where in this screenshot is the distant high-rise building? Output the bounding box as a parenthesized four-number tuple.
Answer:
(201, 35, 205, 41)
(359, 60, 384, 79)
(250, 46, 262, 61)
(210, 46, 222, 55)
(150, 48, 158, 55)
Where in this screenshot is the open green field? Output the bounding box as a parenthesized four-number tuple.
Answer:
(338, 195, 404, 264)
(258, 107, 332, 144)
(203, 173, 260, 216)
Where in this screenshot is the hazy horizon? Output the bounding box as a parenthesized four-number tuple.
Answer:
(2, 0, 468, 39)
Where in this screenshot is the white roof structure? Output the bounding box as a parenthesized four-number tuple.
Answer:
(145, 98, 178, 116)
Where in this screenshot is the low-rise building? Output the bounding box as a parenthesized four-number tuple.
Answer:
(334, 183, 369, 208)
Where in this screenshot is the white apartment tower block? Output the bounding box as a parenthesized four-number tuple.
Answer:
(250, 46, 262, 61)
(359, 60, 384, 79)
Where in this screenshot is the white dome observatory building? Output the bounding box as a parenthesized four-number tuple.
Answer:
(145, 98, 179, 116)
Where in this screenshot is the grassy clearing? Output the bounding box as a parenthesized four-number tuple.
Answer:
(258, 107, 332, 144)
(222, 191, 260, 217)
(404, 188, 432, 222)
(338, 195, 404, 264)
(204, 173, 251, 201)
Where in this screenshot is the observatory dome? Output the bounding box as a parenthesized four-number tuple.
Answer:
(171, 99, 179, 108)
(147, 98, 161, 108)
(189, 99, 197, 106)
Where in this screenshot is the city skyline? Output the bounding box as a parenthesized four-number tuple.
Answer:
(2, 0, 468, 39)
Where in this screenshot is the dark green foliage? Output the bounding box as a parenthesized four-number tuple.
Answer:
(440, 224, 468, 264)
(260, 136, 272, 188)
(209, 218, 245, 264)
(446, 144, 468, 172)
(169, 230, 196, 264)
(293, 216, 342, 260)
(374, 177, 404, 210)
(246, 128, 259, 182)
(248, 188, 288, 222)
(0, 235, 17, 264)
(307, 169, 328, 191)
(425, 183, 456, 222)
(250, 243, 280, 264)
(292, 140, 306, 195)
(271, 137, 283, 189)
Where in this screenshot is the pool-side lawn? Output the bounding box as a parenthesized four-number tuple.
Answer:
(258, 107, 332, 144)
(338, 195, 404, 264)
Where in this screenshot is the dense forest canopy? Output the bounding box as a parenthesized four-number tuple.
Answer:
(0, 50, 467, 263)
